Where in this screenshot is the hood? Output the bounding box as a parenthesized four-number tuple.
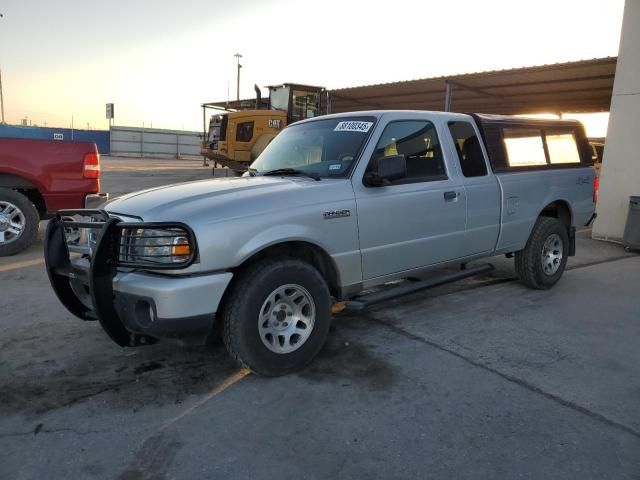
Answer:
(105, 176, 352, 223)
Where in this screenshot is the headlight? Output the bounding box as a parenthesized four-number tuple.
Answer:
(119, 227, 195, 266)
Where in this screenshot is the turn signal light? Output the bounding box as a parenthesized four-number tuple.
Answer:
(593, 176, 599, 203)
(83, 152, 101, 179)
(172, 237, 191, 258)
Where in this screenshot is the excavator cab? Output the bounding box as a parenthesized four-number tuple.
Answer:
(268, 84, 325, 124)
(201, 83, 327, 171)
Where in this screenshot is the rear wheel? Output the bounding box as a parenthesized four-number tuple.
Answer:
(221, 257, 332, 376)
(0, 188, 39, 256)
(515, 217, 569, 289)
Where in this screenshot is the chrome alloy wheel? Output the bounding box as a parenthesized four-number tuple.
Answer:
(541, 233, 563, 275)
(258, 284, 316, 354)
(0, 201, 26, 244)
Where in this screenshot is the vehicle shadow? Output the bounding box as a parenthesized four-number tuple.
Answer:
(1, 314, 401, 417)
(0, 321, 238, 416)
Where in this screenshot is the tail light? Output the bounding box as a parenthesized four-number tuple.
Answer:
(593, 175, 599, 203)
(83, 152, 101, 179)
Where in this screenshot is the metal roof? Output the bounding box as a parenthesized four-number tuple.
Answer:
(328, 57, 617, 115)
(201, 98, 267, 111)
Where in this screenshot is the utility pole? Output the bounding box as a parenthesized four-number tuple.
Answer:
(0, 67, 5, 124)
(234, 53, 242, 101)
(0, 13, 5, 124)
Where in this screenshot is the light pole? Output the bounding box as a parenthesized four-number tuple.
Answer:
(234, 53, 242, 102)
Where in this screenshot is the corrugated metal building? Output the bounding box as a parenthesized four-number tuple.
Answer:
(109, 126, 201, 158)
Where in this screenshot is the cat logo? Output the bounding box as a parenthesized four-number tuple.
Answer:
(268, 119, 282, 129)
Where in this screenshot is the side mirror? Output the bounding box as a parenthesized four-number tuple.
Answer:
(365, 155, 407, 186)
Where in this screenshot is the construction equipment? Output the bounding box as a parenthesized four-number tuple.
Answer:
(201, 83, 328, 172)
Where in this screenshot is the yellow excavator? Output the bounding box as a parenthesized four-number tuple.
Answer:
(201, 84, 328, 172)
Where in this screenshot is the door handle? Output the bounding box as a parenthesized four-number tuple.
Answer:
(444, 191, 458, 201)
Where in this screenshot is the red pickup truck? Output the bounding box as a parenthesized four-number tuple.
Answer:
(0, 138, 107, 256)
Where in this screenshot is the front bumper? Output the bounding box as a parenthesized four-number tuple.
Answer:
(113, 270, 232, 341)
(44, 210, 232, 346)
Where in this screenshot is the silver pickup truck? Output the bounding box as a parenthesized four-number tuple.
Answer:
(45, 111, 596, 376)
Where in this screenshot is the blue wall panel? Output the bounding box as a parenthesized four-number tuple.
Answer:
(0, 125, 110, 153)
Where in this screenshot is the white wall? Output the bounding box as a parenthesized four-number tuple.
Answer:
(593, 0, 640, 241)
(110, 126, 202, 158)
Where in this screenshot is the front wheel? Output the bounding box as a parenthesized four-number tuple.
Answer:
(515, 217, 569, 289)
(221, 258, 332, 376)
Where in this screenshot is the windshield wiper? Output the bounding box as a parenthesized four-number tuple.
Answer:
(261, 168, 321, 181)
(246, 167, 258, 177)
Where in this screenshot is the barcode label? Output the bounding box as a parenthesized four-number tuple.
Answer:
(334, 121, 373, 133)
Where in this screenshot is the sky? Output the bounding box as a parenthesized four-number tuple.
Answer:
(0, 0, 626, 135)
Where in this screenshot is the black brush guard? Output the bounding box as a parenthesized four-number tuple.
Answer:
(44, 210, 197, 347)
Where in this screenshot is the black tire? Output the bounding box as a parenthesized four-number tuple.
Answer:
(0, 188, 39, 257)
(515, 217, 569, 290)
(221, 257, 332, 376)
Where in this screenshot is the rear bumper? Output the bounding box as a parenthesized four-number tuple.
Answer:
(42, 193, 108, 218)
(43, 181, 101, 212)
(84, 193, 109, 209)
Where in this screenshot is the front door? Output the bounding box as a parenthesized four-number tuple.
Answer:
(353, 119, 467, 280)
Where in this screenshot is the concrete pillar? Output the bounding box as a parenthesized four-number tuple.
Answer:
(593, 0, 640, 241)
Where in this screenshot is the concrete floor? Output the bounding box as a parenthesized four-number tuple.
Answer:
(1, 157, 639, 479)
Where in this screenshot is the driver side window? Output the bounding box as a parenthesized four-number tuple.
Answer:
(368, 120, 447, 184)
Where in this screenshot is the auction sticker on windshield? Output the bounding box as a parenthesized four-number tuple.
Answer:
(334, 121, 373, 133)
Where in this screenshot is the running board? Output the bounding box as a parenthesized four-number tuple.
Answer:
(345, 263, 494, 311)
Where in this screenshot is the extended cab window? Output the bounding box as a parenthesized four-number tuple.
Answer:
(448, 121, 487, 177)
(236, 121, 254, 142)
(369, 120, 446, 183)
(546, 132, 581, 164)
(503, 128, 546, 167)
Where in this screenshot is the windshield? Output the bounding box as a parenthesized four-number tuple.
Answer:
(270, 86, 290, 112)
(250, 117, 376, 178)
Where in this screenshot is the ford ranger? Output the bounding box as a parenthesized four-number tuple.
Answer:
(0, 138, 106, 255)
(44, 111, 597, 376)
